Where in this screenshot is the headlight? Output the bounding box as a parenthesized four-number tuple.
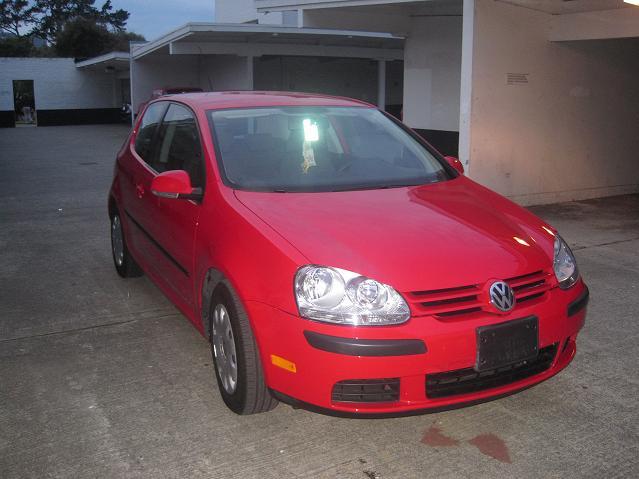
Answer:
(553, 236, 579, 289)
(294, 266, 410, 326)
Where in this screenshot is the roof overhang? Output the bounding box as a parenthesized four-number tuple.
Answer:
(131, 23, 404, 61)
(256, 0, 421, 12)
(75, 51, 130, 71)
(256, 0, 634, 14)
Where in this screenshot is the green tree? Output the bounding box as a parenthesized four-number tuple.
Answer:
(0, 0, 40, 37)
(0, 35, 34, 55)
(54, 15, 111, 58)
(33, 0, 129, 42)
(110, 29, 144, 51)
(0, 1, 138, 58)
(99, 0, 126, 31)
(54, 16, 143, 59)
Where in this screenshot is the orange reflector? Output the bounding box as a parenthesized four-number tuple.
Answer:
(271, 354, 297, 373)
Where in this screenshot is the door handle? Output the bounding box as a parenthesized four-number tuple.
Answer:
(136, 184, 145, 198)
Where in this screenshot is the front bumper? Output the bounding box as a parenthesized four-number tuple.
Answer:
(247, 282, 588, 416)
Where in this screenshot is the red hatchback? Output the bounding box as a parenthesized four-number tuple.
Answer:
(109, 92, 588, 416)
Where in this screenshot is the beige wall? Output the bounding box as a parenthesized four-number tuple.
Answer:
(467, 0, 639, 205)
(403, 15, 462, 132)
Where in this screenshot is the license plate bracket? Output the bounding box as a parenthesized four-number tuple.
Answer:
(475, 316, 538, 372)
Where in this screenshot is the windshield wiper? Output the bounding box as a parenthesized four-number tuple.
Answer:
(258, 182, 426, 193)
(329, 183, 421, 192)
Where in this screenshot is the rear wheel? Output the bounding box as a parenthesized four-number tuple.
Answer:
(209, 285, 278, 414)
(110, 212, 143, 278)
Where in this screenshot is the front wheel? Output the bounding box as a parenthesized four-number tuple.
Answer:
(209, 285, 278, 415)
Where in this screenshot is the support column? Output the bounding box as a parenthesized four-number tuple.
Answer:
(458, 0, 475, 170)
(377, 59, 386, 110)
(129, 57, 136, 126)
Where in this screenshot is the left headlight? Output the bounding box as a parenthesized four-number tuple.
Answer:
(553, 236, 579, 289)
(294, 265, 410, 326)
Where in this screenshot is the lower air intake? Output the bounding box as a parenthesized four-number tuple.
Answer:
(426, 344, 558, 399)
(332, 378, 400, 403)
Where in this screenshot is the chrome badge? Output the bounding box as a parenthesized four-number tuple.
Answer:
(489, 281, 515, 312)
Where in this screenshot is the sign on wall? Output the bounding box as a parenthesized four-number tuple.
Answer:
(506, 73, 529, 85)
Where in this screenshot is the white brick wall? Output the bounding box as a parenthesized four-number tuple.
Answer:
(0, 58, 117, 111)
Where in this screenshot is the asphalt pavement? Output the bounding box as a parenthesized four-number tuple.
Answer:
(1, 125, 637, 478)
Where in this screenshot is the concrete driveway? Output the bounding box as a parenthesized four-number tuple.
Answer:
(1, 125, 637, 479)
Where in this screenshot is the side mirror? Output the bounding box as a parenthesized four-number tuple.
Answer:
(151, 170, 203, 201)
(444, 156, 464, 175)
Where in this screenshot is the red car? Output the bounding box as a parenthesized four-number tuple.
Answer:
(109, 92, 588, 417)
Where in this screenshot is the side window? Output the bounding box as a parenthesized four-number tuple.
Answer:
(134, 102, 166, 162)
(152, 104, 204, 188)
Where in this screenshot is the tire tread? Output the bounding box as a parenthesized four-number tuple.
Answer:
(211, 283, 278, 415)
(111, 211, 143, 278)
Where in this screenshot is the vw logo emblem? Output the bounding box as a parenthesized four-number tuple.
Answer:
(489, 281, 515, 312)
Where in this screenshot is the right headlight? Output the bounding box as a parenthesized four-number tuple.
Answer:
(553, 236, 579, 289)
(294, 265, 410, 326)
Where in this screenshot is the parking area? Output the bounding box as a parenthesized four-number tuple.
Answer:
(1, 125, 638, 479)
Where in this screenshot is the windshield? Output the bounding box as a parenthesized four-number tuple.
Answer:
(208, 106, 452, 192)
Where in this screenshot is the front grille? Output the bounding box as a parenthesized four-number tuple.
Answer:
(407, 270, 552, 319)
(332, 378, 400, 403)
(426, 344, 558, 399)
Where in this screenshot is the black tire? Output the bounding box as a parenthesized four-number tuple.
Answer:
(209, 284, 278, 415)
(110, 211, 143, 278)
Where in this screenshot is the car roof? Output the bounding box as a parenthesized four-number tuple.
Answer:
(157, 91, 375, 111)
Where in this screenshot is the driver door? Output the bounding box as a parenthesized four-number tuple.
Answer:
(144, 103, 205, 307)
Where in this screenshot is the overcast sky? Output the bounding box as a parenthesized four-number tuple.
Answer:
(110, 0, 215, 41)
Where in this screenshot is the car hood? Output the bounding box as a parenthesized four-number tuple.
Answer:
(234, 176, 556, 292)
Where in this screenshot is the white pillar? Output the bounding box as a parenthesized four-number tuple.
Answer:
(129, 57, 136, 126)
(458, 0, 475, 169)
(377, 59, 386, 110)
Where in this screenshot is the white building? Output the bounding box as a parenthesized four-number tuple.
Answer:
(0, 53, 130, 127)
(131, 0, 639, 205)
(2, 0, 638, 205)
(253, 0, 639, 205)
(129, 23, 404, 120)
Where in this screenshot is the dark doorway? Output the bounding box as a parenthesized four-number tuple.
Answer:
(13, 80, 36, 126)
(120, 78, 131, 105)
(385, 60, 404, 120)
(254, 56, 379, 104)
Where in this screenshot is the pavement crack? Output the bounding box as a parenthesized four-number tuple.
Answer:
(572, 236, 639, 251)
(0, 311, 176, 343)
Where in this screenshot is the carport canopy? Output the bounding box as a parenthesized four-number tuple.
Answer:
(131, 22, 404, 61)
(129, 23, 405, 111)
(75, 51, 130, 73)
